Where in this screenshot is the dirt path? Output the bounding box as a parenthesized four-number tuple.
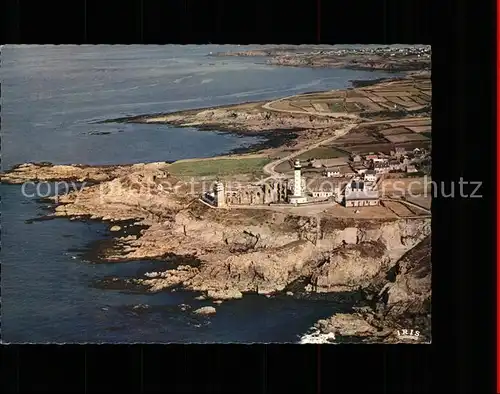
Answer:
(361, 117, 430, 126)
(259, 123, 357, 183)
(258, 94, 360, 182)
(262, 96, 359, 120)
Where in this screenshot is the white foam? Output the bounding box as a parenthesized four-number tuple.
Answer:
(299, 328, 337, 344)
(173, 75, 193, 84)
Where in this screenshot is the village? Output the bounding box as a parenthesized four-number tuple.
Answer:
(201, 143, 431, 218)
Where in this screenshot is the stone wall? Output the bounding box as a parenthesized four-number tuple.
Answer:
(225, 181, 289, 206)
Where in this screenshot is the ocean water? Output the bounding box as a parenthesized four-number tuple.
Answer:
(0, 45, 397, 343)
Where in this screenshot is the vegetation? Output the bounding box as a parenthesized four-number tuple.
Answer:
(295, 146, 348, 161)
(168, 157, 271, 177)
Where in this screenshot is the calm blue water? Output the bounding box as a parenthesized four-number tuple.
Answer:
(1, 45, 396, 343)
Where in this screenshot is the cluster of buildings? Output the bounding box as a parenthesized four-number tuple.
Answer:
(203, 159, 381, 209)
(201, 147, 430, 210)
(315, 46, 431, 59)
(318, 147, 428, 179)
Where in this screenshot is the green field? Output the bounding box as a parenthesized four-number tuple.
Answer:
(328, 101, 345, 112)
(295, 146, 348, 161)
(168, 157, 272, 177)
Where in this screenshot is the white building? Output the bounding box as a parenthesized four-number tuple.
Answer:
(373, 162, 390, 174)
(343, 179, 379, 207)
(364, 170, 377, 182)
(307, 178, 340, 198)
(312, 191, 335, 198)
(323, 167, 342, 178)
(344, 191, 379, 207)
(351, 154, 362, 162)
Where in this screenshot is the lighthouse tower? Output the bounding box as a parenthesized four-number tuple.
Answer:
(289, 159, 307, 205)
(214, 181, 226, 208)
(293, 159, 302, 197)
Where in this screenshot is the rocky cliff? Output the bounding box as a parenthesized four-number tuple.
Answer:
(307, 234, 431, 343)
(2, 161, 431, 337)
(124, 200, 431, 299)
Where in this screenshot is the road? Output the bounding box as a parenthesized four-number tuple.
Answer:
(360, 117, 430, 126)
(259, 94, 360, 183)
(259, 123, 357, 183)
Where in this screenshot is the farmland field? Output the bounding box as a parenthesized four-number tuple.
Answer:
(168, 157, 271, 177)
(295, 146, 349, 161)
(385, 133, 429, 143)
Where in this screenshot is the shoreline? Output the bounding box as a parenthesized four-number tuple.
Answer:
(95, 73, 408, 158)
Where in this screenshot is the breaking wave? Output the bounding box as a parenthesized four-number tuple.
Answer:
(299, 327, 337, 344)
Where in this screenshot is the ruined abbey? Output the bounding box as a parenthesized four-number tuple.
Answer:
(203, 179, 290, 207)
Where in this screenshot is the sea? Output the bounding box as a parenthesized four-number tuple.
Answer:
(0, 45, 398, 343)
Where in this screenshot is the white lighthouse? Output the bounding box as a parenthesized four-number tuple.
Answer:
(293, 159, 302, 196)
(289, 159, 308, 205)
(214, 181, 226, 208)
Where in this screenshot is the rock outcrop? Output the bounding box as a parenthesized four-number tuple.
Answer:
(308, 235, 431, 343)
(193, 306, 217, 315)
(0, 162, 134, 184)
(137, 105, 351, 135)
(125, 204, 430, 299)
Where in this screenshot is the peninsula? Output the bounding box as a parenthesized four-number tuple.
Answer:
(1, 47, 432, 343)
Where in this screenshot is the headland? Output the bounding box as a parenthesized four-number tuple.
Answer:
(1, 47, 432, 342)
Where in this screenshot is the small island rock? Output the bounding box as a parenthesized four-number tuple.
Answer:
(194, 306, 216, 315)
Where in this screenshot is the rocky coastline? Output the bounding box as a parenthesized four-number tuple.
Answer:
(100, 100, 358, 160)
(103, 102, 354, 135)
(2, 70, 432, 342)
(1, 159, 431, 341)
(212, 46, 431, 74)
(303, 235, 431, 343)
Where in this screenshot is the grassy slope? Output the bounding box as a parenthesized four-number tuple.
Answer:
(168, 157, 272, 177)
